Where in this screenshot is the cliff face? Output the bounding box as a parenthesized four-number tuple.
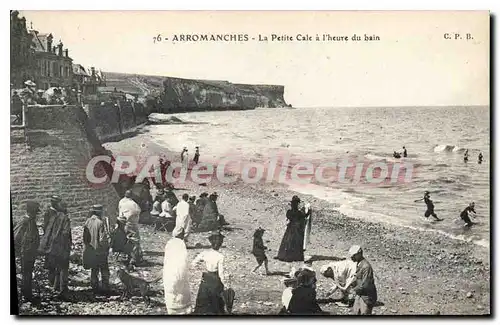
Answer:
(161, 77, 287, 112)
(103, 72, 288, 113)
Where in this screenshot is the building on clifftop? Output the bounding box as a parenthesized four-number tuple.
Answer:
(29, 27, 73, 90)
(10, 10, 36, 88)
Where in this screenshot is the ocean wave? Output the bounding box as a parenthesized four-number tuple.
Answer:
(433, 144, 476, 154)
(433, 144, 458, 153)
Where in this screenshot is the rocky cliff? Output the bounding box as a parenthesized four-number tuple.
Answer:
(161, 77, 287, 112)
(103, 72, 288, 113)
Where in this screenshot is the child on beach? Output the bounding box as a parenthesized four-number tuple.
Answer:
(251, 227, 269, 275)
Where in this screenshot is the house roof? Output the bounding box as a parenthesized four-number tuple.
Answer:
(30, 31, 52, 52)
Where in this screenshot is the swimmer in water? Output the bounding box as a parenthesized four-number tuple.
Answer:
(464, 149, 469, 163)
(403, 146, 408, 158)
(460, 202, 477, 227)
(415, 191, 443, 221)
(478, 152, 483, 164)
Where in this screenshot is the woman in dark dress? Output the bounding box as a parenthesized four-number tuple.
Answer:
(192, 231, 227, 315)
(279, 267, 323, 315)
(275, 196, 310, 262)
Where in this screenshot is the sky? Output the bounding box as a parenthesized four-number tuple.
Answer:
(19, 10, 489, 107)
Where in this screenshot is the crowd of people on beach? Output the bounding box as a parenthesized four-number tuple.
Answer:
(14, 142, 484, 315)
(14, 179, 378, 315)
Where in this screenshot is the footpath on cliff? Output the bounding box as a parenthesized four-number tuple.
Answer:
(17, 135, 490, 316)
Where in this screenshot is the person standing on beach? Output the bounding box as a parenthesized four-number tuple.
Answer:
(14, 201, 41, 302)
(478, 152, 483, 164)
(275, 196, 311, 262)
(349, 245, 377, 315)
(188, 196, 197, 230)
(119, 190, 143, 267)
(251, 227, 270, 275)
(198, 192, 228, 232)
(163, 227, 192, 314)
(173, 194, 192, 241)
(192, 231, 227, 315)
(42, 195, 63, 233)
(181, 146, 189, 170)
(38, 198, 72, 299)
(403, 146, 408, 158)
(193, 146, 200, 164)
(82, 204, 110, 293)
(464, 149, 469, 163)
(193, 193, 209, 228)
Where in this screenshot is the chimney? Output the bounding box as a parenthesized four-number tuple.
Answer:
(58, 41, 63, 56)
(64, 49, 69, 57)
(47, 34, 53, 53)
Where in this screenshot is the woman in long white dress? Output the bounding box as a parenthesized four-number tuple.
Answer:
(163, 227, 191, 314)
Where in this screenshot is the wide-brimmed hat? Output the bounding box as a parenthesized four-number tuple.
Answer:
(50, 195, 62, 203)
(91, 204, 103, 213)
(24, 80, 36, 87)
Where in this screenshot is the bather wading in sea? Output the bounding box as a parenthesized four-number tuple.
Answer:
(414, 191, 443, 221)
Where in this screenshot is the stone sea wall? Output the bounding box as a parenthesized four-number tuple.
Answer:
(10, 105, 121, 225)
(84, 100, 149, 141)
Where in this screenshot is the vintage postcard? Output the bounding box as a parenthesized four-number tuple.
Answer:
(10, 10, 490, 316)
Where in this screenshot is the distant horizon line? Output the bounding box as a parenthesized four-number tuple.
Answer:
(294, 104, 490, 109)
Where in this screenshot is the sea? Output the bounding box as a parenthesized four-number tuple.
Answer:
(142, 106, 490, 248)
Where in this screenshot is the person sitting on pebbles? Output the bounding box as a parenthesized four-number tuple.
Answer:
(279, 266, 323, 315)
(320, 259, 357, 307)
